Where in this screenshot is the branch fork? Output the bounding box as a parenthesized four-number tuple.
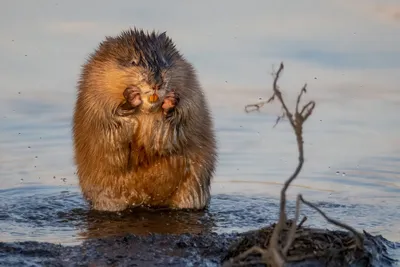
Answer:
(226, 62, 364, 267)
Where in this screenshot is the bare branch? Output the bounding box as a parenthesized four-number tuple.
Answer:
(267, 62, 315, 265)
(300, 101, 315, 121)
(244, 95, 276, 113)
(283, 194, 302, 255)
(222, 246, 267, 267)
(226, 62, 366, 267)
(273, 112, 286, 128)
(245, 101, 268, 113)
(299, 194, 364, 249)
(270, 63, 295, 129)
(295, 84, 308, 114)
(298, 216, 307, 228)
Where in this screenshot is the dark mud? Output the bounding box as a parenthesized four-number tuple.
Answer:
(0, 186, 399, 266)
(223, 224, 399, 267)
(0, 232, 238, 266)
(0, 226, 398, 267)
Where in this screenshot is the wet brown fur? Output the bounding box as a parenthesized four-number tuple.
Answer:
(72, 28, 217, 212)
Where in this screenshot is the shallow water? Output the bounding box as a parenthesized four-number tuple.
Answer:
(1, 0, 400, 264)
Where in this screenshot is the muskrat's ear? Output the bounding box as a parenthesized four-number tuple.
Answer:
(158, 31, 167, 41)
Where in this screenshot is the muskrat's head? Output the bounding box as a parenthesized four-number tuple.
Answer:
(83, 28, 182, 113)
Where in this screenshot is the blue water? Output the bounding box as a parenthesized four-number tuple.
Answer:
(0, 0, 399, 262)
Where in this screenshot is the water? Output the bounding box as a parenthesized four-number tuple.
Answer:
(1, 0, 399, 263)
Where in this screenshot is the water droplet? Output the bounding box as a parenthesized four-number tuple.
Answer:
(342, 172, 346, 176)
(335, 171, 340, 175)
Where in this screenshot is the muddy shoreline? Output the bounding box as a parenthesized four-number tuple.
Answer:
(0, 188, 399, 266)
(1, 228, 398, 267)
(0, 232, 238, 267)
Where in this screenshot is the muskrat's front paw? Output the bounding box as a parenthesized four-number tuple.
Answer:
(162, 90, 180, 116)
(116, 86, 142, 116)
(124, 86, 142, 108)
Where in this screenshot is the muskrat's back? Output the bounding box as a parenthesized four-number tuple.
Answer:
(72, 28, 217, 211)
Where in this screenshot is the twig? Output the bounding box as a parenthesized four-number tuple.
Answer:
(222, 246, 266, 267)
(282, 194, 301, 255)
(298, 216, 307, 228)
(227, 62, 365, 267)
(298, 194, 364, 249)
(245, 100, 270, 113)
(245, 94, 276, 113)
(266, 62, 315, 266)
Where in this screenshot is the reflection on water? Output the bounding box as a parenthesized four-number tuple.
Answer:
(0, 0, 399, 262)
(1, 184, 399, 252)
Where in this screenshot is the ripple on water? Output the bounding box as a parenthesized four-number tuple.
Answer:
(0, 184, 399, 253)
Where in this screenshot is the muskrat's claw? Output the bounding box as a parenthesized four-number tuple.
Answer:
(162, 90, 179, 116)
(123, 86, 142, 108)
(116, 86, 142, 116)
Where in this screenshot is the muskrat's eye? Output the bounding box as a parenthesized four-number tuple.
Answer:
(131, 58, 139, 66)
(130, 53, 141, 66)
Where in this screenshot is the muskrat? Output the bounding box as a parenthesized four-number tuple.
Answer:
(72, 28, 217, 212)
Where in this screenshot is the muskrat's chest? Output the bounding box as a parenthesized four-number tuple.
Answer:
(134, 114, 163, 143)
(133, 113, 179, 154)
(125, 153, 191, 205)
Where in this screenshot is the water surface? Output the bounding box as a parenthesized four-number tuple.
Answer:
(0, 0, 399, 262)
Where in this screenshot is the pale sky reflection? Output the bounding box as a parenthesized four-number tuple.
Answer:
(0, 0, 399, 241)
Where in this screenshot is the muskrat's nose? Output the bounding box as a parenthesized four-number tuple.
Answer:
(149, 70, 163, 90)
